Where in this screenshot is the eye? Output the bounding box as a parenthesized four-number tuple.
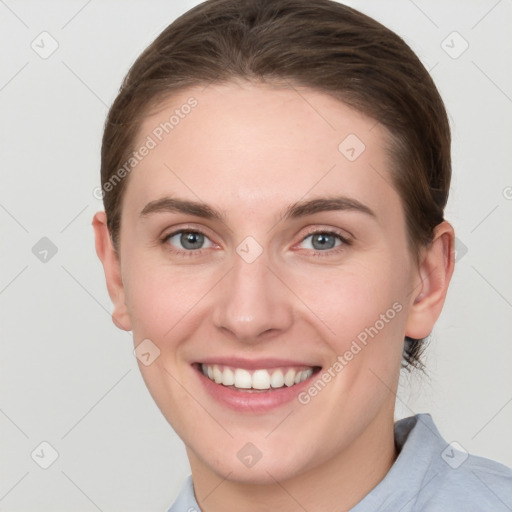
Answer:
(162, 229, 214, 253)
(298, 230, 350, 254)
(160, 227, 350, 257)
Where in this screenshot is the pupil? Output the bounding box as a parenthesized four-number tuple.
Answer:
(182, 232, 203, 249)
(313, 233, 334, 250)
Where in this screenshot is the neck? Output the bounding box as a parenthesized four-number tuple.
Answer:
(188, 409, 398, 512)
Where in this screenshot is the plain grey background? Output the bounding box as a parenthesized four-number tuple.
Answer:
(1, 0, 511, 510)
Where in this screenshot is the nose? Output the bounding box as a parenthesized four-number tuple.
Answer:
(211, 249, 294, 344)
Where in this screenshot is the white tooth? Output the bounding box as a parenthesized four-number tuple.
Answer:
(270, 369, 284, 388)
(203, 364, 313, 388)
(222, 367, 235, 386)
(303, 368, 313, 381)
(284, 368, 296, 387)
(213, 365, 223, 384)
(234, 368, 252, 389)
(298, 370, 309, 383)
(252, 369, 271, 390)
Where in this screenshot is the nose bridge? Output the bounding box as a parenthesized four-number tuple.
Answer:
(212, 242, 293, 342)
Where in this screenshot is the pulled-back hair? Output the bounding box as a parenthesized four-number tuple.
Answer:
(100, 0, 451, 370)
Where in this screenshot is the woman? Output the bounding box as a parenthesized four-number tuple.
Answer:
(93, 0, 512, 510)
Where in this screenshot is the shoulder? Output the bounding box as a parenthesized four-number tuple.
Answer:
(407, 416, 512, 510)
(416, 455, 512, 510)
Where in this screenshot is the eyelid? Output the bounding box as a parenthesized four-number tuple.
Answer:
(161, 226, 217, 253)
(161, 223, 217, 242)
(299, 225, 352, 241)
(292, 227, 352, 256)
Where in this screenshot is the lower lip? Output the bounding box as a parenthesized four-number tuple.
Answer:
(194, 365, 320, 413)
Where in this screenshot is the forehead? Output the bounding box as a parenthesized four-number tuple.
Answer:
(123, 82, 402, 226)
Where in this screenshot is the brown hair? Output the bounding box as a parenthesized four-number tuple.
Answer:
(100, 0, 451, 370)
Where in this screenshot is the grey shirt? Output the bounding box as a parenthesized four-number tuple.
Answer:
(168, 413, 512, 511)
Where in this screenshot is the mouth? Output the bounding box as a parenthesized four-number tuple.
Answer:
(192, 360, 321, 412)
(198, 363, 317, 391)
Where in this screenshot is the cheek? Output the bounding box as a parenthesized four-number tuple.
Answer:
(123, 260, 205, 341)
(288, 258, 408, 351)
(124, 247, 411, 359)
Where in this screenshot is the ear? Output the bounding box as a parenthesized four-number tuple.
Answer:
(405, 221, 455, 339)
(92, 211, 132, 332)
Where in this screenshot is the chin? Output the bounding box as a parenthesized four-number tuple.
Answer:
(194, 440, 318, 486)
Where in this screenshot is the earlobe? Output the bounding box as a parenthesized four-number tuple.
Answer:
(405, 221, 455, 339)
(92, 211, 132, 332)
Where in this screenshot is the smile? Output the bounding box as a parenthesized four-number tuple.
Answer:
(201, 363, 315, 391)
(193, 358, 322, 412)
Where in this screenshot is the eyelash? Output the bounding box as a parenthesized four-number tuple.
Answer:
(160, 227, 351, 258)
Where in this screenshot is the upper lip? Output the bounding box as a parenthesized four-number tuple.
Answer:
(196, 357, 321, 370)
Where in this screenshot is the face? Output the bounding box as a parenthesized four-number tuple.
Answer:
(102, 82, 425, 483)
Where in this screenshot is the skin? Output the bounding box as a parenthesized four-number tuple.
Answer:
(93, 81, 454, 512)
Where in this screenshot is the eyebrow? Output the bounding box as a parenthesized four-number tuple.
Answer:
(139, 195, 376, 222)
